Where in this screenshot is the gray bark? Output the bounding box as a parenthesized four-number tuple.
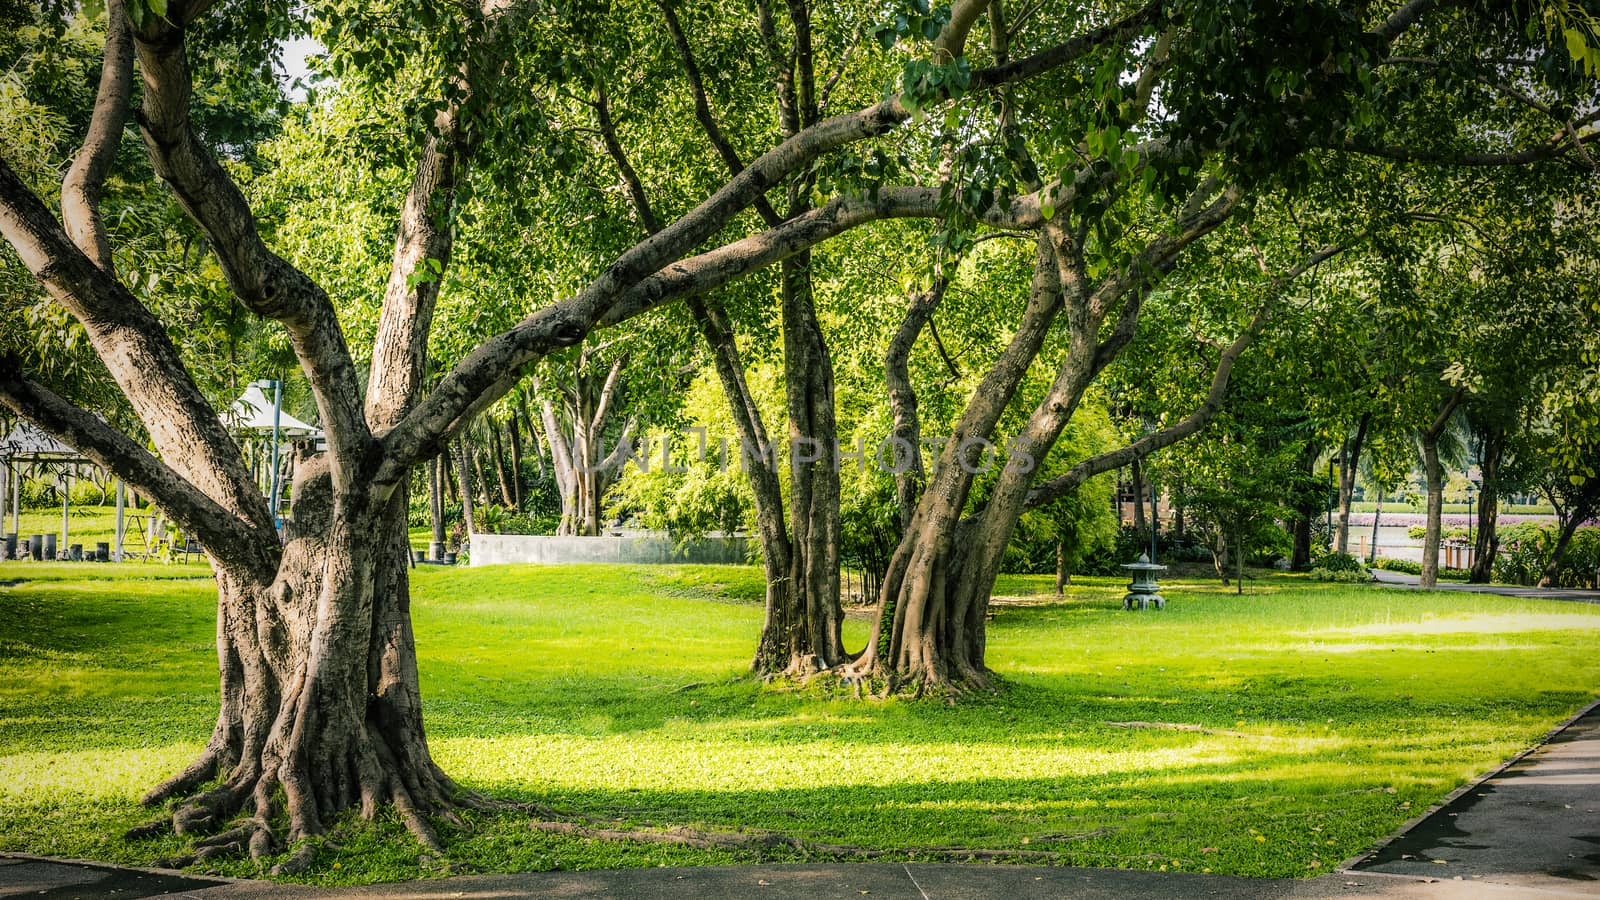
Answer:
(1418, 390, 1463, 589)
(1334, 412, 1370, 554)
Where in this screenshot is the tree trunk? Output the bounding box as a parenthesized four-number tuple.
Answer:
(885, 276, 947, 530)
(487, 424, 513, 508)
(142, 465, 468, 873)
(505, 418, 524, 511)
(765, 253, 847, 673)
(428, 453, 445, 549)
(520, 399, 545, 482)
(1367, 488, 1383, 564)
(1418, 390, 1462, 589)
(1291, 443, 1320, 571)
(1335, 412, 1370, 555)
(685, 297, 820, 677)
(1292, 515, 1313, 571)
(441, 444, 458, 506)
(455, 437, 476, 538)
(1538, 514, 1584, 588)
(846, 192, 1250, 692)
(1214, 527, 1229, 585)
(1131, 459, 1147, 541)
(1234, 522, 1244, 594)
(1469, 425, 1503, 583)
(538, 358, 629, 537)
(1055, 541, 1069, 594)
(469, 444, 491, 508)
(848, 234, 1072, 693)
(1419, 435, 1444, 588)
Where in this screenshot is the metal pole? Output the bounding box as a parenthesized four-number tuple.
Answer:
(1467, 483, 1474, 569)
(1149, 478, 1158, 562)
(114, 479, 126, 562)
(268, 379, 282, 523)
(61, 470, 70, 560)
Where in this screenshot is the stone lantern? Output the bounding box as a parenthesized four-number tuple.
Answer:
(1121, 552, 1166, 610)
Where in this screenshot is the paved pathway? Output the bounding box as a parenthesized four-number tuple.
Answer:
(0, 855, 235, 898)
(7, 705, 1598, 899)
(1351, 701, 1600, 894)
(1371, 569, 1600, 604)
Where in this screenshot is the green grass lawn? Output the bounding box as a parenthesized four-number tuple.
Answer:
(0, 561, 1596, 885)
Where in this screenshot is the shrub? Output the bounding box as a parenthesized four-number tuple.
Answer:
(1312, 552, 1365, 573)
(1372, 557, 1420, 575)
(68, 480, 108, 507)
(1310, 552, 1372, 583)
(1495, 524, 1599, 589)
(1406, 524, 1469, 541)
(20, 476, 57, 508)
(1371, 557, 1470, 580)
(1310, 566, 1372, 582)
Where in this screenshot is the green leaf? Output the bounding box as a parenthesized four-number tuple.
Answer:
(1565, 27, 1587, 65)
(147, 0, 167, 17)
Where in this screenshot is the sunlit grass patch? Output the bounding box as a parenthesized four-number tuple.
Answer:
(0, 559, 1595, 884)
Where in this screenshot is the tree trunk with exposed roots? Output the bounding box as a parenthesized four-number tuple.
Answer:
(140, 464, 473, 873)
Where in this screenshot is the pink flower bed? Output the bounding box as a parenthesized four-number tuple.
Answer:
(1346, 513, 1595, 527)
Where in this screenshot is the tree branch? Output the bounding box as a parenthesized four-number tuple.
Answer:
(935, 0, 993, 61)
(132, 20, 371, 471)
(590, 356, 627, 433)
(886, 272, 951, 526)
(1425, 386, 1465, 441)
(1373, 0, 1437, 43)
(658, 0, 783, 226)
(1331, 121, 1600, 167)
(594, 82, 664, 234)
(376, 11, 1162, 476)
(0, 158, 273, 532)
(971, 2, 1162, 90)
(1026, 242, 1348, 511)
(60, 0, 133, 273)
(366, 104, 468, 432)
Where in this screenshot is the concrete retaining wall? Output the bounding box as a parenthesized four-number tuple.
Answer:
(469, 532, 750, 567)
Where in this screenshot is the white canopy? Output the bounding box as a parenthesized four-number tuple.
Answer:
(224, 384, 322, 439)
(0, 419, 83, 461)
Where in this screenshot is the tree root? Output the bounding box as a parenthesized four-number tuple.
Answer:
(141, 744, 223, 807)
(131, 745, 488, 877)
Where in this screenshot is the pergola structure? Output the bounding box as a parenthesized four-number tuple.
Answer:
(0, 419, 118, 560)
(1, 384, 324, 561)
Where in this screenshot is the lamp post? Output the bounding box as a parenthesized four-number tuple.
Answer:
(1466, 480, 1476, 568)
(257, 378, 283, 524)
